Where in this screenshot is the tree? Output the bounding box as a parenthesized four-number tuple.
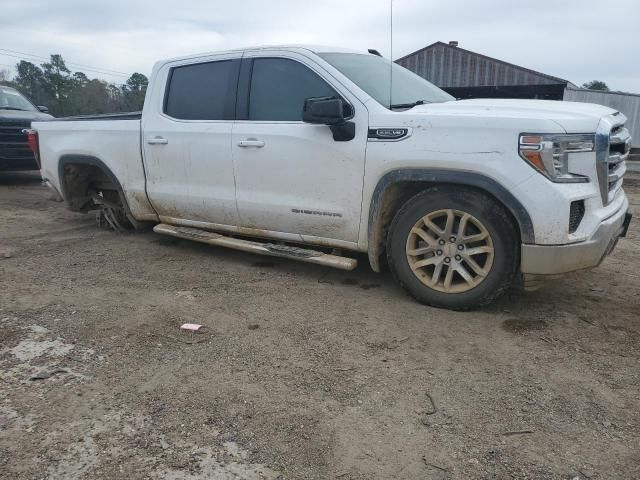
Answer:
(0, 69, 14, 86)
(125, 72, 148, 92)
(582, 80, 610, 91)
(122, 72, 148, 111)
(14, 61, 47, 105)
(73, 71, 90, 88)
(77, 79, 112, 115)
(8, 53, 147, 116)
(107, 83, 124, 111)
(41, 54, 74, 115)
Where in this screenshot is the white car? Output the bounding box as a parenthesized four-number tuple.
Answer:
(31, 45, 632, 309)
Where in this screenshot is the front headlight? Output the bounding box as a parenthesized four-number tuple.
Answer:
(519, 133, 594, 183)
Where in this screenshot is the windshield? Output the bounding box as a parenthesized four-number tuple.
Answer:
(318, 52, 454, 109)
(0, 87, 38, 111)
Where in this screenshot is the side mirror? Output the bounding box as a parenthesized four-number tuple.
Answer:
(303, 97, 345, 125)
(303, 96, 355, 142)
(37, 105, 49, 113)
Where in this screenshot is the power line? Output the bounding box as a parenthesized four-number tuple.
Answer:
(0, 50, 131, 79)
(0, 63, 128, 89)
(0, 52, 130, 78)
(0, 47, 130, 76)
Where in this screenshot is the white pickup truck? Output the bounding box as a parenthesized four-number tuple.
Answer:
(31, 45, 632, 309)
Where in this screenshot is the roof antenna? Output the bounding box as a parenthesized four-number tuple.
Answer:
(389, 0, 393, 107)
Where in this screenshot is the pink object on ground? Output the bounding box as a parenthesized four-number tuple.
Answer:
(180, 323, 203, 332)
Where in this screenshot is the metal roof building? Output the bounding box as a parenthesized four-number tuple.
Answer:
(395, 41, 639, 149)
(395, 41, 576, 100)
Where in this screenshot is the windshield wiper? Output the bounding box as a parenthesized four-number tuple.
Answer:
(389, 100, 430, 110)
(0, 106, 28, 111)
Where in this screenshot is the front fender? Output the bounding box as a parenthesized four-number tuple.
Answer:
(366, 169, 535, 271)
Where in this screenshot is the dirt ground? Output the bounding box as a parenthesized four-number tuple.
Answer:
(1, 171, 639, 480)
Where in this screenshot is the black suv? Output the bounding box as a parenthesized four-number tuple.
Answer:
(1, 86, 53, 171)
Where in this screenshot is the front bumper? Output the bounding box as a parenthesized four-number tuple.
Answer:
(520, 195, 631, 275)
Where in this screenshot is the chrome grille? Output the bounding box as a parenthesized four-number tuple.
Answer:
(0, 119, 32, 162)
(606, 125, 630, 203)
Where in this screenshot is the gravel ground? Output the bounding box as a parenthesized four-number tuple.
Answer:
(1, 172, 639, 480)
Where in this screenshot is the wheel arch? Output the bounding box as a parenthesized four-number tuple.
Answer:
(58, 154, 130, 213)
(367, 169, 534, 271)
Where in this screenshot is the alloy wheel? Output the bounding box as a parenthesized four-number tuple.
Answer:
(405, 209, 495, 293)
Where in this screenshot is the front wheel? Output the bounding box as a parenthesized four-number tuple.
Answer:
(386, 187, 519, 310)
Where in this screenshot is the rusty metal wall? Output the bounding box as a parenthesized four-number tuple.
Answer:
(396, 43, 561, 88)
(564, 88, 640, 148)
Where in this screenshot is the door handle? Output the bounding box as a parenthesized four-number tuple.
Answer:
(147, 136, 168, 145)
(237, 139, 265, 148)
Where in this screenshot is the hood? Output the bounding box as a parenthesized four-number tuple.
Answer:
(410, 98, 618, 133)
(0, 109, 54, 122)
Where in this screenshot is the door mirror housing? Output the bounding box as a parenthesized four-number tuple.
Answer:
(303, 96, 355, 142)
(37, 105, 49, 113)
(303, 97, 345, 125)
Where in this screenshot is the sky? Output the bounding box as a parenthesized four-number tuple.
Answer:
(2, 0, 639, 92)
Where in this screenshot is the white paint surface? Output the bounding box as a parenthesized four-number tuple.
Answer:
(33, 45, 631, 258)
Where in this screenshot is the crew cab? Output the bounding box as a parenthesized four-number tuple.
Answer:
(1, 85, 52, 171)
(31, 45, 632, 309)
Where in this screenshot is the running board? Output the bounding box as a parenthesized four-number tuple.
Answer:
(153, 223, 358, 271)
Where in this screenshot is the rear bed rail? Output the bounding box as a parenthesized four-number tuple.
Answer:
(50, 112, 142, 122)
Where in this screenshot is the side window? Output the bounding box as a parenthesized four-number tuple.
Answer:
(249, 58, 338, 121)
(164, 60, 238, 120)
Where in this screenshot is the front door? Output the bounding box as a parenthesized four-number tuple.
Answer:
(142, 55, 240, 225)
(232, 53, 368, 243)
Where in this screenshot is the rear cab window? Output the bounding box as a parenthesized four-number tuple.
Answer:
(164, 59, 239, 120)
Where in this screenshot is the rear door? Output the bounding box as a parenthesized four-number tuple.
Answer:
(231, 52, 368, 243)
(142, 54, 240, 225)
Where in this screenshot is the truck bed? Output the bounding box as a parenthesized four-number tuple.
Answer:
(34, 115, 157, 220)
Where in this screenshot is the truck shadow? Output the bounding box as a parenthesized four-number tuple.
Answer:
(0, 171, 42, 186)
(145, 231, 579, 314)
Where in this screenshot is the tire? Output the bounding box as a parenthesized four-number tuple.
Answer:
(386, 186, 519, 310)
